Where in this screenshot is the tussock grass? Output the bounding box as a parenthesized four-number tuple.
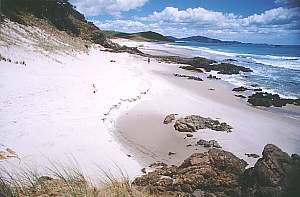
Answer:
(0, 163, 152, 197)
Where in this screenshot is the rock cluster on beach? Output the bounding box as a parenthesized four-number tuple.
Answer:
(248, 92, 300, 107)
(174, 74, 203, 81)
(231, 86, 300, 108)
(163, 114, 177, 124)
(0, 53, 26, 65)
(179, 66, 204, 73)
(232, 86, 250, 92)
(159, 56, 252, 75)
(170, 115, 232, 133)
(207, 74, 221, 80)
(133, 144, 300, 197)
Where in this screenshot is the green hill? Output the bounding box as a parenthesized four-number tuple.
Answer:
(105, 31, 174, 42)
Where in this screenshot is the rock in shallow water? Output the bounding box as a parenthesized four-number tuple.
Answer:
(232, 86, 250, 92)
(248, 92, 300, 107)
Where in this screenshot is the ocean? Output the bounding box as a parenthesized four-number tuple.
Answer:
(164, 41, 300, 98)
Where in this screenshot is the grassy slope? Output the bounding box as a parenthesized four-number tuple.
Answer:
(104, 30, 174, 42)
(1, 0, 117, 48)
(0, 165, 151, 197)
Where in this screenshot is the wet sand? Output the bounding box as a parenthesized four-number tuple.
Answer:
(114, 39, 300, 168)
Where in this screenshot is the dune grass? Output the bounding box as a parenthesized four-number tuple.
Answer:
(0, 163, 152, 197)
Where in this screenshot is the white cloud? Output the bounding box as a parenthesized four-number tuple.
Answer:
(143, 7, 238, 25)
(243, 7, 300, 26)
(93, 20, 147, 32)
(94, 6, 300, 44)
(70, 0, 148, 16)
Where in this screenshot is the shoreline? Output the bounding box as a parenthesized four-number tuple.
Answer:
(113, 38, 300, 168)
(1, 33, 299, 180)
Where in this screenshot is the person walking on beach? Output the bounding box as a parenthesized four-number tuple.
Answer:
(148, 57, 151, 64)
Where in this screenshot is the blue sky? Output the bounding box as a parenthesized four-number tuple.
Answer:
(70, 0, 300, 44)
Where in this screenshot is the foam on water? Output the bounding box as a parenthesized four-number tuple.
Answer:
(164, 42, 300, 98)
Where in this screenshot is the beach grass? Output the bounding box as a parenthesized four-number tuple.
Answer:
(0, 163, 151, 197)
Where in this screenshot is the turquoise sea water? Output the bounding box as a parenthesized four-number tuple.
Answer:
(165, 41, 300, 98)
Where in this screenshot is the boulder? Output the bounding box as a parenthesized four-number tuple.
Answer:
(248, 92, 299, 107)
(163, 114, 176, 124)
(174, 74, 203, 81)
(241, 144, 300, 196)
(160, 56, 252, 75)
(174, 115, 232, 133)
(235, 94, 247, 99)
(134, 144, 300, 197)
(207, 74, 221, 80)
(245, 153, 260, 158)
(232, 86, 249, 92)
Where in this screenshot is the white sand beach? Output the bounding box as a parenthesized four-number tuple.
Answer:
(1, 21, 299, 180)
(113, 39, 300, 167)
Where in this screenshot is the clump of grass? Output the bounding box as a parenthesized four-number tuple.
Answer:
(0, 162, 152, 197)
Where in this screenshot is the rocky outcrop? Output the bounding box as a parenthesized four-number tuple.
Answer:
(207, 74, 221, 80)
(241, 144, 300, 196)
(235, 94, 247, 99)
(133, 148, 248, 196)
(179, 66, 204, 73)
(173, 115, 233, 133)
(174, 74, 203, 81)
(159, 56, 252, 75)
(245, 153, 260, 159)
(248, 92, 300, 107)
(163, 114, 176, 124)
(232, 86, 250, 92)
(133, 144, 300, 197)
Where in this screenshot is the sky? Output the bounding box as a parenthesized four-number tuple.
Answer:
(69, 0, 300, 45)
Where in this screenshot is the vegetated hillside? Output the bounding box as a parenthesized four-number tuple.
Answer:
(109, 31, 174, 42)
(168, 35, 242, 44)
(0, 0, 118, 48)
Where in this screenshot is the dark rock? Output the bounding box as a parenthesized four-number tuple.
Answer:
(149, 162, 167, 168)
(253, 88, 262, 92)
(179, 66, 204, 73)
(141, 168, 146, 173)
(213, 63, 252, 75)
(235, 94, 247, 99)
(248, 92, 299, 107)
(245, 153, 260, 158)
(186, 134, 193, 138)
(174, 74, 203, 81)
(225, 59, 238, 62)
(168, 152, 176, 156)
(207, 74, 221, 80)
(159, 56, 252, 75)
(110, 60, 116, 62)
(232, 86, 249, 92)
